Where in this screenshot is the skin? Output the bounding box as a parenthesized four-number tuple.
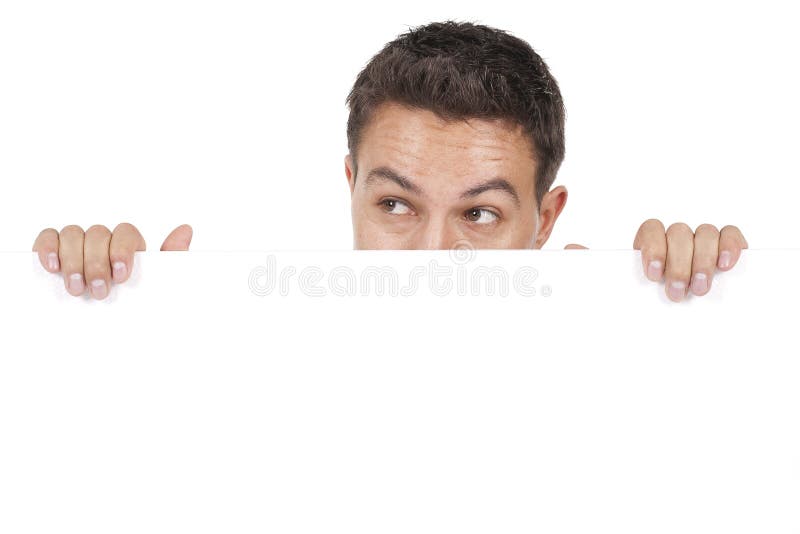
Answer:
(31, 101, 748, 303)
(345, 102, 550, 250)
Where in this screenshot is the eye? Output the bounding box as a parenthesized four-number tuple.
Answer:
(379, 198, 413, 215)
(465, 207, 499, 225)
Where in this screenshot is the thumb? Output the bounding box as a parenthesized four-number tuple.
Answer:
(564, 243, 589, 250)
(160, 224, 193, 251)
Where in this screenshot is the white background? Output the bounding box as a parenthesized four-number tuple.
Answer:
(3, 4, 799, 530)
(1, 0, 798, 251)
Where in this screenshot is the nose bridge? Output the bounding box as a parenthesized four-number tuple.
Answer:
(417, 212, 454, 250)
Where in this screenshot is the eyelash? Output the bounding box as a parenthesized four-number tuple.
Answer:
(379, 198, 413, 215)
(465, 207, 500, 225)
(378, 198, 500, 225)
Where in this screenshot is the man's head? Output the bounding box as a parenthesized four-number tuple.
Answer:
(344, 21, 569, 250)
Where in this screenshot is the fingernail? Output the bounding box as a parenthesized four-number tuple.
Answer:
(718, 250, 732, 269)
(67, 273, 85, 295)
(668, 280, 687, 301)
(90, 279, 108, 299)
(112, 261, 127, 282)
(47, 252, 59, 271)
(647, 260, 663, 281)
(691, 272, 708, 294)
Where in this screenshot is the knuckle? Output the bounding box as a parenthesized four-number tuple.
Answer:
(639, 241, 664, 257)
(643, 218, 664, 228)
(33, 228, 59, 250)
(108, 249, 128, 262)
(691, 251, 716, 269)
(634, 219, 667, 249)
(719, 225, 747, 249)
(39, 227, 58, 237)
(86, 224, 111, 236)
(665, 265, 692, 281)
(666, 222, 692, 236)
(83, 259, 109, 276)
(113, 222, 138, 234)
(60, 224, 84, 236)
(695, 223, 719, 235)
(720, 224, 741, 234)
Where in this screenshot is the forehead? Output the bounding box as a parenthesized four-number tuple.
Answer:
(356, 102, 537, 185)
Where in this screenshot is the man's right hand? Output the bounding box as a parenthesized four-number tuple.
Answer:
(32, 223, 193, 299)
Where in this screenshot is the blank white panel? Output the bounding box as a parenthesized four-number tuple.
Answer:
(1, 250, 798, 533)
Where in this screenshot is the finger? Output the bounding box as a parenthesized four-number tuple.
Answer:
(109, 223, 147, 283)
(564, 243, 589, 250)
(633, 219, 666, 282)
(59, 225, 85, 296)
(32, 228, 61, 273)
(664, 222, 694, 302)
(717, 225, 748, 271)
(83, 225, 113, 300)
(160, 224, 193, 251)
(690, 224, 720, 296)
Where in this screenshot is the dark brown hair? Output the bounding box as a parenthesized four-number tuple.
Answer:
(346, 20, 566, 208)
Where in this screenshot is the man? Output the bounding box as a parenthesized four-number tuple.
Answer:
(31, 21, 747, 302)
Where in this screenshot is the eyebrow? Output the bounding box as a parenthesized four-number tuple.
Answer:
(460, 178, 520, 208)
(364, 166, 425, 196)
(364, 165, 521, 207)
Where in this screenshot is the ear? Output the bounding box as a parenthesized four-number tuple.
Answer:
(534, 185, 568, 249)
(345, 154, 356, 195)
